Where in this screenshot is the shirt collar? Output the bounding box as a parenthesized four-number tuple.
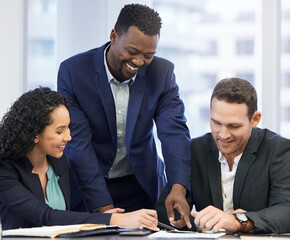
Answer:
(104, 44, 136, 85)
(218, 151, 243, 165)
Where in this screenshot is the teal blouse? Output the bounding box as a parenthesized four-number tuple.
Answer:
(45, 164, 66, 210)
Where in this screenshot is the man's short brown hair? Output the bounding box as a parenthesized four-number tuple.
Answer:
(210, 77, 258, 120)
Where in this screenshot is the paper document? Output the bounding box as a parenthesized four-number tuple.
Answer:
(149, 230, 226, 238)
(2, 223, 107, 238)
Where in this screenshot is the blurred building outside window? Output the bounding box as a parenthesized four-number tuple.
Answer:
(26, 0, 290, 138)
(27, 0, 57, 90)
(281, 0, 290, 137)
(153, 0, 262, 137)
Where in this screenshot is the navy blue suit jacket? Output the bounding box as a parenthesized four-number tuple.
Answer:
(0, 155, 111, 230)
(57, 42, 191, 210)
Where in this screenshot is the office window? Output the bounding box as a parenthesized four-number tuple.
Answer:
(236, 39, 254, 55)
(20, 0, 288, 138)
(199, 40, 217, 56)
(202, 12, 220, 22)
(27, 0, 57, 90)
(282, 9, 290, 20)
(236, 12, 255, 22)
(29, 39, 54, 56)
(282, 72, 290, 87)
(154, 0, 261, 137)
(282, 38, 290, 54)
(282, 107, 290, 122)
(281, 0, 290, 138)
(235, 72, 254, 85)
(200, 73, 217, 89)
(199, 107, 210, 121)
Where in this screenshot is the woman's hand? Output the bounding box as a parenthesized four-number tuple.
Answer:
(110, 209, 159, 231)
(104, 208, 125, 214)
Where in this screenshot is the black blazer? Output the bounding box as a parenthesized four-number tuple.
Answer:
(156, 128, 290, 233)
(0, 155, 111, 230)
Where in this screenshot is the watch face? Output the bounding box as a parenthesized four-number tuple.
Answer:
(236, 213, 248, 222)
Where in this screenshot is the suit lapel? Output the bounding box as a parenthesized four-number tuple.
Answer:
(233, 128, 259, 209)
(23, 158, 45, 201)
(93, 43, 117, 148)
(57, 177, 70, 210)
(125, 71, 145, 149)
(207, 137, 223, 210)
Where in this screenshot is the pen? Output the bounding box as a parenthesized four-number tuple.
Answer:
(157, 221, 177, 231)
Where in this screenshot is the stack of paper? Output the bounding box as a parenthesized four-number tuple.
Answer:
(3, 224, 107, 238)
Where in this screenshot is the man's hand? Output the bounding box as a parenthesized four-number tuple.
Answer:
(231, 208, 246, 214)
(165, 183, 191, 229)
(97, 204, 114, 213)
(191, 205, 241, 233)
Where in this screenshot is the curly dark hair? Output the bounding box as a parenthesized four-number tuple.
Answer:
(114, 3, 162, 36)
(210, 77, 258, 120)
(0, 87, 68, 159)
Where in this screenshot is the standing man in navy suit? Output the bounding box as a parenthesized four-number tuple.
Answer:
(58, 3, 191, 228)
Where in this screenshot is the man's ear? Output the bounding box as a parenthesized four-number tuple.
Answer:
(110, 29, 117, 44)
(251, 111, 261, 127)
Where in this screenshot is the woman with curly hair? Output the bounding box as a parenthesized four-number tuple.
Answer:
(0, 87, 158, 230)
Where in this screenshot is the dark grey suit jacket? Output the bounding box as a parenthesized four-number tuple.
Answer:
(156, 128, 290, 233)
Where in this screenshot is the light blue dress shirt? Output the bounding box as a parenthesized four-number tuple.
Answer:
(104, 44, 136, 179)
(45, 164, 66, 210)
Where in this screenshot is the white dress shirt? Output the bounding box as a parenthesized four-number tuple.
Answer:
(219, 151, 243, 213)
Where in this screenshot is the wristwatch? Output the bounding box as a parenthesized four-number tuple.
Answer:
(235, 213, 248, 232)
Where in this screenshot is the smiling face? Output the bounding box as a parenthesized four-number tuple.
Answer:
(210, 97, 261, 161)
(107, 25, 159, 82)
(34, 105, 71, 159)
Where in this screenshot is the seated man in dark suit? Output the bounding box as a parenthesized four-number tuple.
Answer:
(156, 77, 290, 233)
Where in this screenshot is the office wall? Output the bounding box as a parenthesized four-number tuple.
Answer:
(0, 1, 25, 118)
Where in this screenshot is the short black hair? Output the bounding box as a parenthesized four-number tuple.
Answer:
(114, 3, 162, 36)
(210, 77, 257, 120)
(0, 87, 68, 159)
